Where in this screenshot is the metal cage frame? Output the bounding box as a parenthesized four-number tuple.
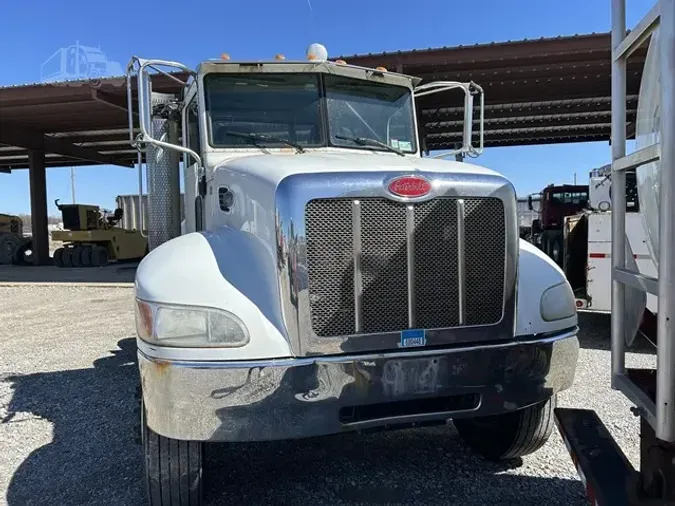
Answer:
(611, 0, 674, 442)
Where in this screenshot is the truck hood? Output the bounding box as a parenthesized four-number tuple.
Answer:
(212, 151, 504, 186)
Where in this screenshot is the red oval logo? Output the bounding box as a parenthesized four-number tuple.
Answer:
(387, 176, 432, 198)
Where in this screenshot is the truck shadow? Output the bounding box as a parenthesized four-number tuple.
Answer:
(0, 263, 137, 284)
(203, 430, 587, 505)
(2, 337, 144, 506)
(2, 337, 586, 506)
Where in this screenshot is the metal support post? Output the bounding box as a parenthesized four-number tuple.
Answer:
(655, 0, 675, 443)
(28, 150, 49, 266)
(611, 0, 628, 384)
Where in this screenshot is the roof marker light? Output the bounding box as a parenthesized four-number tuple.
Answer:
(220, 53, 231, 61)
(335, 59, 347, 65)
(307, 43, 328, 62)
(275, 54, 286, 60)
(375, 66, 388, 72)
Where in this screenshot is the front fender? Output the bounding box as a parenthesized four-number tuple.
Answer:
(134, 229, 292, 360)
(515, 239, 578, 336)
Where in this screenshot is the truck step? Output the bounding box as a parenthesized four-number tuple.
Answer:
(554, 407, 635, 506)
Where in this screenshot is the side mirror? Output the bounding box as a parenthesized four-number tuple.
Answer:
(527, 195, 533, 210)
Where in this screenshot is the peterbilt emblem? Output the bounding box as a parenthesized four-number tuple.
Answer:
(387, 175, 432, 198)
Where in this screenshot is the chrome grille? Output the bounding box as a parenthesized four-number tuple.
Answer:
(305, 197, 505, 337)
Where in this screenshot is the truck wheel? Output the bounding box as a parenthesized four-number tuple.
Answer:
(62, 248, 73, 268)
(91, 246, 108, 267)
(454, 395, 556, 461)
(12, 239, 32, 265)
(81, 247, 92, 267)
(0, 236, 10, 264)
(53, 248, 64, 267)
(550, 236, 563, 267)
(0, 234, 21, 265)
(142, 401, 204, 506)
(71, 247, 83, 268)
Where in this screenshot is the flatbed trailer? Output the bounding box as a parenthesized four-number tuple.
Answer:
(554, 0, 675, 503)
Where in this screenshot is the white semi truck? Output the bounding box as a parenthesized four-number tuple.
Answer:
(555, 1, 675, 504)
(126, 45, 580, 505)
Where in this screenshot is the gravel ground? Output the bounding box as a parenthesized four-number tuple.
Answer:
(0, 285, 656, 506)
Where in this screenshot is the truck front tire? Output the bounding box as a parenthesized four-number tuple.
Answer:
(142, 397, 204, 506)
(454, 395, 556, 461)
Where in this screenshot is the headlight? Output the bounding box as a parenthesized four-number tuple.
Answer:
(135, 299, 250, 348)
(540, 281, 577, 322)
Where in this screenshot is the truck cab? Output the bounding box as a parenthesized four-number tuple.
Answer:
(127, 45, 580, 505)
(528, 183, 589, 266)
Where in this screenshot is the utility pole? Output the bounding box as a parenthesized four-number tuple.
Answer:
(574, 172, 577, 185)
(70, 166, 76, 203)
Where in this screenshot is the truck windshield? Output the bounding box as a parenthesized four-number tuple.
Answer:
(324, 74, 417, 154)
(205, 73, 324, 149)
(204, 72, 417, 154)
(548, 191, 589, 204)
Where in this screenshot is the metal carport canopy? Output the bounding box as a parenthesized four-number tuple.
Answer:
(0, 32, 648, 171)
(0, 31, 649, 173)
(341, 31, 647, 150)
(0, 74, 184, 172)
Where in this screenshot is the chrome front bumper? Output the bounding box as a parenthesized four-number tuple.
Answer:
(138, 328, 579, 442)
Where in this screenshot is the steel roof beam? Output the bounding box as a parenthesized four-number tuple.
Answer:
(0, 156, 137, 170)
(427, 131, 610, 149)
(425, 113, 617, 133)
(419, 95, 638, 116)
(412, 59, 645, 83)
(91, 89, 138, 116)
(0, 122, 133, 167)
(423, 108, 632, 125)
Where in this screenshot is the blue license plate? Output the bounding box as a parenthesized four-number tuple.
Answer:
(400, 328, 426, 348)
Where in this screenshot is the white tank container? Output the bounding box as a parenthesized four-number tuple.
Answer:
(635, 27, 662, 267)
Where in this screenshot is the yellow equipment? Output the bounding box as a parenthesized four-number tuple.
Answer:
(0, 213, 32, 265)
(51, 200, 148, 268)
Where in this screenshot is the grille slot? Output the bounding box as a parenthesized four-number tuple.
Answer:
(305, 199, 355, 337)
(360, 200, 408, 334)
(304, 197, 505, 337)
(413, 199, 460, 329)
(464, 199, 506, 325)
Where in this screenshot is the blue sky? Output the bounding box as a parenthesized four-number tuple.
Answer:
(0, 0, 654, 215)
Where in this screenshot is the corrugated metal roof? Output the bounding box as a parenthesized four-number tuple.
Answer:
(338, 32, 608, 60)
(0, 74, 127, 90)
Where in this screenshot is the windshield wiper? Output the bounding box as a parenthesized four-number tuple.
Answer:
(335, 135, 405, 156)
(224, 131, 306, 154)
